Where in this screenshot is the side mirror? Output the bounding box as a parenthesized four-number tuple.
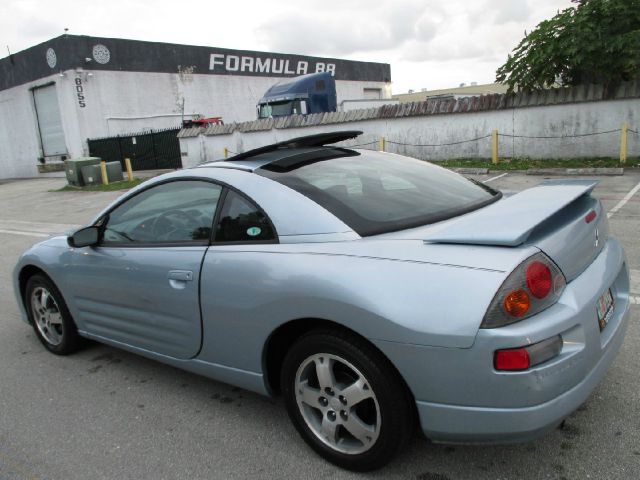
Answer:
(68, 226, 100, 248)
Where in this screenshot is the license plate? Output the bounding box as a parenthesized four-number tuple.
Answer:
(596, 289, 614, 331)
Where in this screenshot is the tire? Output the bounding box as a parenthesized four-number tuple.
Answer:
(280, 329, 414, 471)
(25, 274, 82, 355)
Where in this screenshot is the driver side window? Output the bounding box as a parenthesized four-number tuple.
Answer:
(102, 181, 222, 245)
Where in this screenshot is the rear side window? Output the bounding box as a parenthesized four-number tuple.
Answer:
(214, 190, 276, 243)
(258, 150, 500, 236)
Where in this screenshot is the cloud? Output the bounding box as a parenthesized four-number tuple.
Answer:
(0, 0, 575, 94)
(256, 18, 398, 55)
(402, 39, 487, 63)
(493, 0, 533, 24)
(255, 1, 443, 56)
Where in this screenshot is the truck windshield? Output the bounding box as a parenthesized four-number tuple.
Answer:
(258, 100, 307, 118)
(259, 101, 291, 118)
(258, 150, 501, 236)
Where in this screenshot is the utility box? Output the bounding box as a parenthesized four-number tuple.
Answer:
(65, 157, 101, 186)
(80, 164, 102, 186)
(105, 161, 123, 182)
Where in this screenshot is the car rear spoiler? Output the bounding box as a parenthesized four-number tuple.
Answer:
(423, 179, 599, 247)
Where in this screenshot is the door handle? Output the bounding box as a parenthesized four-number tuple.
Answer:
(167, 270, 194, 282)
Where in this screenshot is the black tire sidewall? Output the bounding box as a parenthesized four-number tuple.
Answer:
(25, 274, 81, 355)
(281, 330, 412, 471)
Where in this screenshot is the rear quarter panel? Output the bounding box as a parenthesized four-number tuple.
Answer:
(197, 245, 509, 373)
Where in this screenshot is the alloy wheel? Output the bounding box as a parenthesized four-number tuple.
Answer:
(30, 286, 64, 346)
(294, 353, 381, 455)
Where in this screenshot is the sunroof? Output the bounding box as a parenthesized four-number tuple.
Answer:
(259, 148, 360, 173)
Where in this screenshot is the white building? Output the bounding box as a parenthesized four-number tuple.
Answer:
(0, 35, 392, 179)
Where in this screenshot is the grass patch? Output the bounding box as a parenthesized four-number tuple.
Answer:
(435, 157, 636, 171)
(53, 179, 143, 192)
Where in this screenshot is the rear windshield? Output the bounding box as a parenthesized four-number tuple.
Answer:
(257, 150, 501, 236)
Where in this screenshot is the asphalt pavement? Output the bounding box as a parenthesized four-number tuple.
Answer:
(0, 172, 639, 480)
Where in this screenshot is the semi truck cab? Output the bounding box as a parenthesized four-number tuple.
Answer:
(257, 72, 337, 118)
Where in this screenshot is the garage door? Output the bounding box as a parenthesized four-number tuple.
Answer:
(33, 84, 67, 157)
(363, 88, 382, 100)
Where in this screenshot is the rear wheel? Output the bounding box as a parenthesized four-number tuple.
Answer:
(281, 329, 413, 471)
(25, 274, 82, 355)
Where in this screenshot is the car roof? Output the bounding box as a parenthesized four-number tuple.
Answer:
(194, 130, 363, 172)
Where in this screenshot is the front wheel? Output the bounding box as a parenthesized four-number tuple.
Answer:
(281, 329, 414, 471)
(25, 274, 82, 355)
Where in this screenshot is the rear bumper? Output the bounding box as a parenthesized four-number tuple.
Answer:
(416, 295, 630, 443)
(374, 237, 630, 444)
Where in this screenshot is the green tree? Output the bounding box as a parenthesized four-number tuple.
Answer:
(496, 0, 640, 93)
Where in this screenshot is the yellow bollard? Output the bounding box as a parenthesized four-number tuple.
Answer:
(620, 123, 629, 165)
(379, 137, 386, 152)
(124, 157, 134, 182)
(491, 130, 499, 165)
(224, 147, 229, 158)
(100, 161, 109, 185)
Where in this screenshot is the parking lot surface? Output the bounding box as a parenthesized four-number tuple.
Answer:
(1, 172, 639, 480)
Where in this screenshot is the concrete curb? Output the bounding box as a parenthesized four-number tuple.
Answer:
(450, 168, 489, 174)
(449, 167, 626, 176)
(525, 167, 624, 176)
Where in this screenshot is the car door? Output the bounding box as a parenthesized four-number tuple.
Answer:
(197, 189, 280, 370)
(66, 179, 223, 359)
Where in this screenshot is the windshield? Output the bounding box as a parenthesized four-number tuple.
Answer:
(258, 150, 501, 236)
(258, 100, 307, 118)
(258, 101, 292, 118)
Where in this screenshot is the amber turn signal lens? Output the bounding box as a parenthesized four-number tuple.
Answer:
(503, 289, 530, 317)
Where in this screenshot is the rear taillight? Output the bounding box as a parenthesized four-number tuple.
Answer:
(503, 290, 530, 317)
(494, 335, 563, 371)
(481, 252, 566, 328)
(526, 261, 552, 299)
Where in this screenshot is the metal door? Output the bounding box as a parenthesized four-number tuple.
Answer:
(67, 246, 206, 359)
(87, 128, 182, 170)
(33, 84, 67, 157)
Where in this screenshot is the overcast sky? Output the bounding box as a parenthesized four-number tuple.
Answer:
(2, 0, 573, 94)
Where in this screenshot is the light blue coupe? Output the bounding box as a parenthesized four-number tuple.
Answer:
(13, 131, 630, 470)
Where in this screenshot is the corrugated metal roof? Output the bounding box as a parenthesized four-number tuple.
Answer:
(393, 83, 509, 103)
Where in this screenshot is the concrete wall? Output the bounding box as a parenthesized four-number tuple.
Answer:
(87, 71, 389, 134)
(384, 99, 638, 160)
(0, 68, 389, 179)
(340, 99, 399, 111)
(178, 90, 640, 167)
